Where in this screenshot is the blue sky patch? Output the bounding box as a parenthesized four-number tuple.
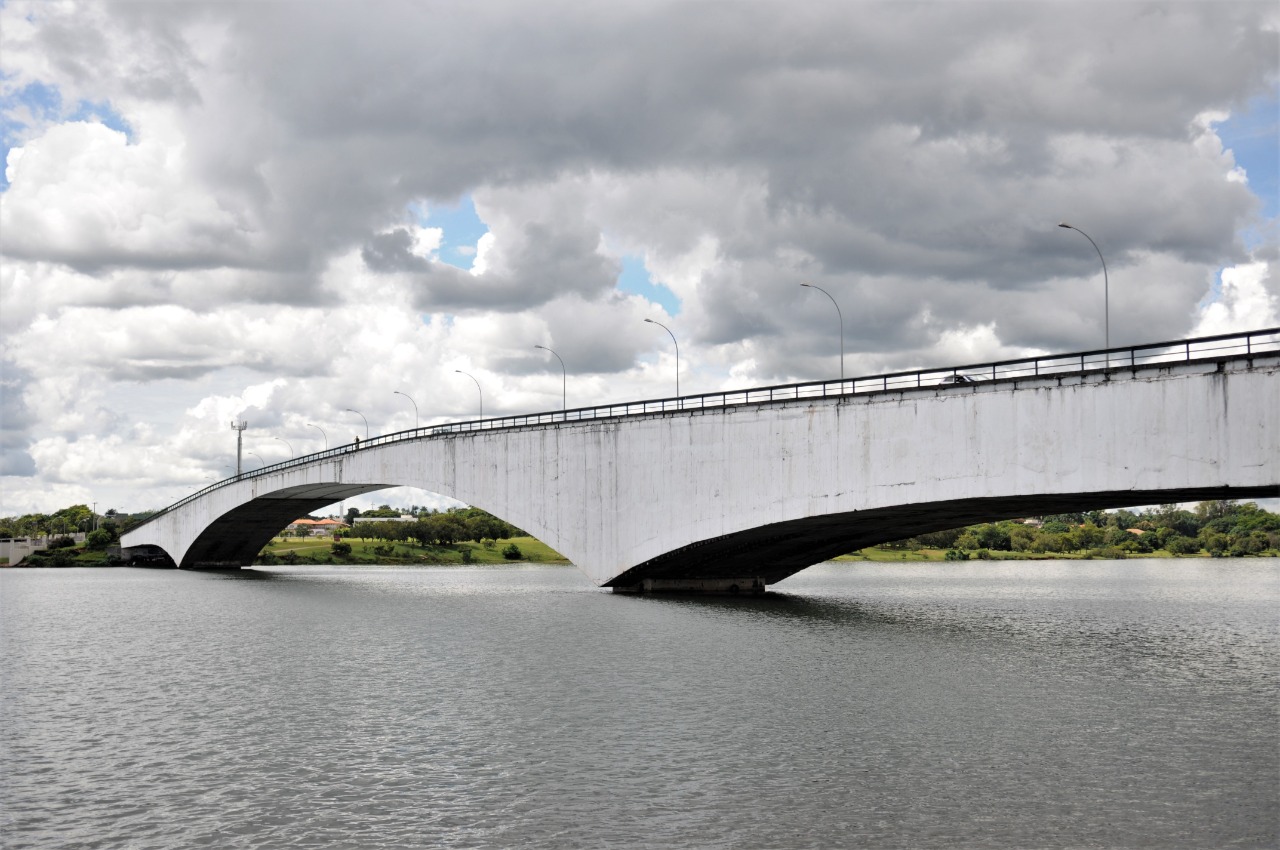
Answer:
(69, 99, 133, 139)
(1215, 90, 1279, 222)
(0, 79, 134, 190)
(618, 255, 681, 315)
(1, 80, 62, 152)
(412, 195, 490, 269)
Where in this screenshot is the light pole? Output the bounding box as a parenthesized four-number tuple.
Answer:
(344, 408, 369, 441)
(248, 452, 265, 469)
(393, 390, 419, 429)
(1059, 222, 1110, 353)
(274, 436, 294, 459)
(455, 371, 482, 421)
(307, 423, 328, 450)
(644, 318, 680, 399)
(230, 420, 247, 476)
(534, 345, 566, 410)
(800, 282, 844, 381)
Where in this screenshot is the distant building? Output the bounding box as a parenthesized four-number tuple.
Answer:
(287, 518, 349, 536)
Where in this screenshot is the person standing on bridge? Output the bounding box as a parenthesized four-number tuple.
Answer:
(353, 436, 360, 450)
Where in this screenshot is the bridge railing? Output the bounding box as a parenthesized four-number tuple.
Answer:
(140, 327, 1279, 523)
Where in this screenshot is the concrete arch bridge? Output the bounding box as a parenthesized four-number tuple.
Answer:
(122, 329, 1280, 592)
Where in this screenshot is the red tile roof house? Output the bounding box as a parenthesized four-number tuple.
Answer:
(286, 518, 349, 537)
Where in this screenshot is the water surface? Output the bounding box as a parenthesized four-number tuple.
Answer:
(2, 560, 1276, 849)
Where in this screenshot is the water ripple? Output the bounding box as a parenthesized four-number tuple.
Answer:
(2, 561, 1276, 849)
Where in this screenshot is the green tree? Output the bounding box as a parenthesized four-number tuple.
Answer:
(1073, 523, 1106, 549)
(975, 524, 1012, 551)
(1228, 531, 1268, 557)
(1195, 500, 1237, 522)
(1200, 530, 1229, 557)
(915, 528, 963, 549)
(1009, 525, 1037, 552)
(1103, 526, 1132, 547)
(1108, 509, 1139, 529)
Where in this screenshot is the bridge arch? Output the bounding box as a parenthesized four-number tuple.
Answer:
(123, 336, 1279, 591)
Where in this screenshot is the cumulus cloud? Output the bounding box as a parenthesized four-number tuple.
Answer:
(0, 0, 1276, 514)
(1192, 261, 1279, 335)
(1, 120, 265, 271)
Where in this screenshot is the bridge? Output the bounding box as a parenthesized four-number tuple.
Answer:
(122, 329, 1280, 592)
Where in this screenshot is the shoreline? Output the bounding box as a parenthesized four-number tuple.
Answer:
(7, 545, 1276, 569)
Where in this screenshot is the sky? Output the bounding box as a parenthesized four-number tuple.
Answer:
(0, 0, 1277, 517)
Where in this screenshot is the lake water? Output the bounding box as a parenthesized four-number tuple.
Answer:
(1, 560, 1276, 849)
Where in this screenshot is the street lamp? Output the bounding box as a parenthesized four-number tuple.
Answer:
(307, 423, 328, 450)
(274, 436, 294, 458)
(248, 452, 266, 469)
(800, 282, 844, 381)
(344, 408, 369, 441)
(534, 345, 566, 410)
(1059, 222, 1110, 354)
(393, 390, 419, 429)
(644, 318, 680, 399)
(455, 371, 483, 421)
(230, 420, 247, 476)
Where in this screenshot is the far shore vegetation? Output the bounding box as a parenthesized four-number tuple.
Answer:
(2, 500, 1277, 567)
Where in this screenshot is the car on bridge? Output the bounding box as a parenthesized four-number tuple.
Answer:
(940, 374, 979, 385)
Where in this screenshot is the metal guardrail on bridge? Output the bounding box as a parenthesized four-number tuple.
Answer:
(141, 327, 1279, 524)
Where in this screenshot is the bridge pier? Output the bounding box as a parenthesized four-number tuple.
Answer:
(118, 545, 177, 568)
(613, 578, 768, 595)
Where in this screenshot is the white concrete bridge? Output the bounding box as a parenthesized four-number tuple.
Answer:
(122, 329, 1280, 592)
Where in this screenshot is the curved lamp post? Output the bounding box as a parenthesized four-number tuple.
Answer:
(1059, 222, 1110, 353)
(800, 282, 844, 381)
(393, 390, 419, 429)
(644, 318, 680, 399)
(273, 436, 294, 459)
(248, 452, 266, 469)
(455, 371, 483, 421)
(307, 423, 328, 450)
(534, 345, 566, 410)
(344, 408, 369, 441)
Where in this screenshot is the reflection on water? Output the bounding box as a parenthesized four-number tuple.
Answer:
(2, 560, 1276, 849)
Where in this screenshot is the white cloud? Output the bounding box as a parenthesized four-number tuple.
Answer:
(1, 120, 261, 271)
(1192, 261, 1279, 336)
(0, 0, 1275, 516)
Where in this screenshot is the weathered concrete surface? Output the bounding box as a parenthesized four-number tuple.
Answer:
(122, 354, 1279, 586)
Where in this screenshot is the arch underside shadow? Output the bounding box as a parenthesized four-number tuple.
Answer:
(606, 486, 1280, 588)
(180, 484, 391, 568)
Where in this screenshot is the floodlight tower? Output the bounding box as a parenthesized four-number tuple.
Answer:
(230, 420, 247, 476)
